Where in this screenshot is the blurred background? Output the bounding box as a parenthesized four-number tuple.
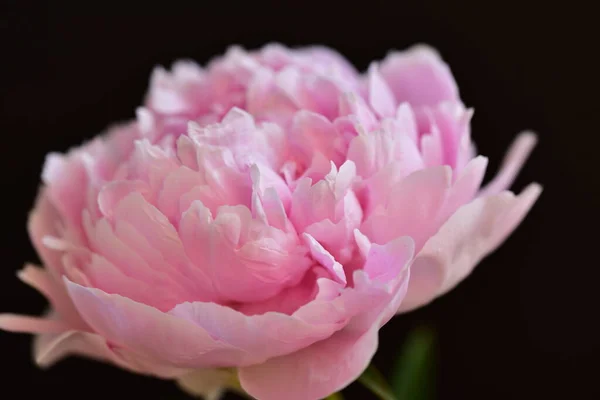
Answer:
(1, 1, 598, 399)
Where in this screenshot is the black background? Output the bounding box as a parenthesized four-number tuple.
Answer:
(1, 1, 598, 399)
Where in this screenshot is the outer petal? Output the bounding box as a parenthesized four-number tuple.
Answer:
(64, 261, 397, 373)
(33, 330, 130, 370)
(479, 131, 538, 197)
(398, 183, 542, 313)
(28, 190, 65, 278)
(239, 327, 379, 400)
(16, 265, 87, 330)
(379, 45, 459, 107)
(239, 236, 413, 400)
(145, 61, 211, 116)
(64, 279, 246, 370)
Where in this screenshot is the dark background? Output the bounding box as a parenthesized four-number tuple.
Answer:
(1, 1, 598, 399)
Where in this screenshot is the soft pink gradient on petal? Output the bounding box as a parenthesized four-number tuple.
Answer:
(2, 43, 539, 398)
(239, 327, 379, 400)
(399, 183, 542, 312)
(379, 44, 459, 106)
(479, 131, 538, 197)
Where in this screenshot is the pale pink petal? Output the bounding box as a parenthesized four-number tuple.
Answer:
(362, 236, 414, 284)
(297, 45, 361, 86)
(247, 68, 298, 126)
(367, 63, 396, 118)
(98, 180, 151, 219)
(85, 217, 186, 297)
(398, 183, 542, 313)
(347, 127, 423, 181)
(289, 178, 336, 232)
(236, 267, 327, 316)
(42, 153, 88, 229)
(418, 102, 472, 169)
(17, 265, 86, 329)
(337, 92, 378, 133)
(179, 201, 310, 303)
(172, 267, 407, 367)
(361, 166, 452, 250)
(0, 314, 70, 334)
(479, 132, 538, 197)
(379, 44, 459, 106)
(27, 191, 65, 278)
(441, 156, 488, 220)
(33, 330, 129, 370)
(65, 279, 246, 369)
(345, 236, 413, 332)
(239, 327, 379, 400)
(420, 131, 445, 167)
(395, 102, 419, 143)
(289, 110, 346, 168)
(145, 61, 210, 116)
(156, 166, 204, 224)
(297, 74, 343, 120)
(302, 233, 346, 284)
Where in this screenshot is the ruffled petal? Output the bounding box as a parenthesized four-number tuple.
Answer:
(379, 44, 459, 106)
(237, 235, 413, 400)
(65, 279, 246, 370)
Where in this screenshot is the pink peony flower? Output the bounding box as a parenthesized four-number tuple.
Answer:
(0, 43, 540, 400)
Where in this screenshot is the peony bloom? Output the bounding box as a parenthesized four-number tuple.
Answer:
(0, 43, 540, 400)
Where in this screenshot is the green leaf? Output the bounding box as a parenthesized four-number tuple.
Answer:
(391, 326, 436, 400)
(358, 364, 398, 400)
(324, 392, 345, 400)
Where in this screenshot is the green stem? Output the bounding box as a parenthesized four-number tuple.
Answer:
(358, 365, 399, 400)
(324, 392, 345, 400)
(227, 371, 256, 400)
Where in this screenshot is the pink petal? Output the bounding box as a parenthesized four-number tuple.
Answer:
(247, 68, 298, 126)
(238, 236, 412, 400)
(179, 201, 310, 303)
(441, 156, 488, 220)
(98, 180, 151, 219)
(27, 191, 65, 278)
(398, 183, 542, 313)
(17, 264, 87, 329)
(289, 110, 346, 168)
(289, 177, 336, 232)
(362, 236, 414, 284)
(297, 46, 361, 86)
(172, 267, 407, 367)
(302, 233, 347, 284)
(379, 44, 459, 106)
(337, 92, 378, 133)
(367, 63, 396, 118)
(395, 102, 419, 143)
(42, 152, 88, 229)
(239, 327, 379, 400)
(347, 126, 423, 181)
(146, 61, 210, 116)
(33, 330, 128, 369)
(479, 131, 538, 197)
(361, 166, 451, 250)
(235, 267, 326, 316)
(346, 236, 413, 332)
(0, 314, 70, 334)
(65, 279, 245, 369)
